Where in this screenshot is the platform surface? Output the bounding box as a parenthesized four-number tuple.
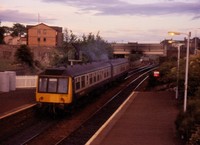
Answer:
(0, 89, 36, 117)
(88, 91, 184, 145)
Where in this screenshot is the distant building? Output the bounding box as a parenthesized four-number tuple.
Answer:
(27, 23, 63, 47)
(4, 35, 27, 45)
(161, 39, 197, 58)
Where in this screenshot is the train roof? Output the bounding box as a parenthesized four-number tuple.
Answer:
(39, 58, 128, 77)
(109, 58, 129, 65)
(65, 61, 111, 76)
(40, 61, 110, 77)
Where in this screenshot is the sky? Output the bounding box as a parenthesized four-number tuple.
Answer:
(1, 0, 200, 43)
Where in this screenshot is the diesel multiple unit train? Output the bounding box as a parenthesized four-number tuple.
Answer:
(36, 58, 129, 111)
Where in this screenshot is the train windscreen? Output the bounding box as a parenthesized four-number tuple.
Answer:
(38, 77, 68, 94)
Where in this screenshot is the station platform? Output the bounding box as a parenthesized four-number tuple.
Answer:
(0, 88, 36, 117)
(87, 91, 184, 145)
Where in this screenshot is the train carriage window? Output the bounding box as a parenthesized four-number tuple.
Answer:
(76, 82, 80, 90)
(89, 74, 93, 84)
(75, 77, 81, 90)
(94, 73, 96, 82)
(48, 78, 57, 93)
(81, 76, 85, 88)
(58, 78, 68, 93)
(106, 69, 108, 77)
(97, 73, 100, 81)
(115, 67, 117, 73)
(117, 67, 119, 74)
(121, 66, 124, 71)
(86, 75, 89, 85)
(39, 77, 48, 92)
(104, 70, 107, 78)
(108, 70, 111, 77)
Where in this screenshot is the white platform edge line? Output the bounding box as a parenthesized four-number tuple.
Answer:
(0, 103, 36, 120)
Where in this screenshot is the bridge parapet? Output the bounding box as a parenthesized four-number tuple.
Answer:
(112, 43, 165, 56)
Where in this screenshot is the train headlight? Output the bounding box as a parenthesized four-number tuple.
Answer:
(60, 97, 65, 103)
(39, 96, 44, 101)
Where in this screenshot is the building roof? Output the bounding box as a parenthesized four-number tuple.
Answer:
(26, 23, 62, 32)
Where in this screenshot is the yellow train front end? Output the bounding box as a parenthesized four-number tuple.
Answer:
(36, 75, 73, 110)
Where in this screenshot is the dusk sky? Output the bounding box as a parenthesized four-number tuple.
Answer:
(1, 0, 200, 43)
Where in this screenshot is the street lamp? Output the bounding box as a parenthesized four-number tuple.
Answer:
(168, 31, 191, 112)
(169, 41, 184, 99)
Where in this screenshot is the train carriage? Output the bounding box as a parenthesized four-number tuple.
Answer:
(36, 58, 129, 111)
(110, 58, 129, 80)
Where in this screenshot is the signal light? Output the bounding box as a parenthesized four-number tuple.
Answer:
(153, 71, 160, 77)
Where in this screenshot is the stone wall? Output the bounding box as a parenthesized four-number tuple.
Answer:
(0, 45, 55, 65)
(0, 45, 19, 61)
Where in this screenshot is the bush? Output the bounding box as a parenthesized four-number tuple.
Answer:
(15, 45, 34, 67)
(176, 99, 200, 142)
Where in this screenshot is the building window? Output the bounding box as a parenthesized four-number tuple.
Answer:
(38, 29, 41, 34)
(43, 29, 47, 35)
(38, 38, 40, 42)
(44, 37, 46, 42)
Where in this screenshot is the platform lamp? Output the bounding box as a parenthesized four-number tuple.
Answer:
(168, 31, 191, 112)
(168, 40, 185, 99)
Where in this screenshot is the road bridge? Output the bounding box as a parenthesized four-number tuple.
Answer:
(112, 42, 166, 57)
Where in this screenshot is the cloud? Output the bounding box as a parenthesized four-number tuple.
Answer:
(192, 15, 200, 20)
(0, 9, 36, 23)
(42, 0, 200, 19)
(0, 9, 57, 24)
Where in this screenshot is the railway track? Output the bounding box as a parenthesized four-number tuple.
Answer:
(55, 67, 154, 145)
(0, 65, 156, 145)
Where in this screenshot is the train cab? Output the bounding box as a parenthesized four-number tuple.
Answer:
(36, 69, 73, 106)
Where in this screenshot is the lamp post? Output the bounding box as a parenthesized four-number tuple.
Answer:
(168, 31, 191, 112)
(171, 42, 184, 99)
(168, 40, 184, 99)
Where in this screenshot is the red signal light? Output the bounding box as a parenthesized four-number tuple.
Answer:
(153, 71, 160, 77)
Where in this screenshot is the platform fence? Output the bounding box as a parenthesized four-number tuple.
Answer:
(16, 76, 37, 88)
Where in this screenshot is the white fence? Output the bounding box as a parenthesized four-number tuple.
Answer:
(0, 71, 37, 92)
(16, 76, 37, 88)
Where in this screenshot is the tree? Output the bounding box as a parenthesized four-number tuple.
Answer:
(52, 29, 113, 66)
(15, 45, 34, 67)
(78, 32, 113, 62)
(52, 28, 77, 66)
(0, 26, 5, 44)
(11, 23, 26, 37)
(0, 23, 26, 43)
(2, 26, 12, 35)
